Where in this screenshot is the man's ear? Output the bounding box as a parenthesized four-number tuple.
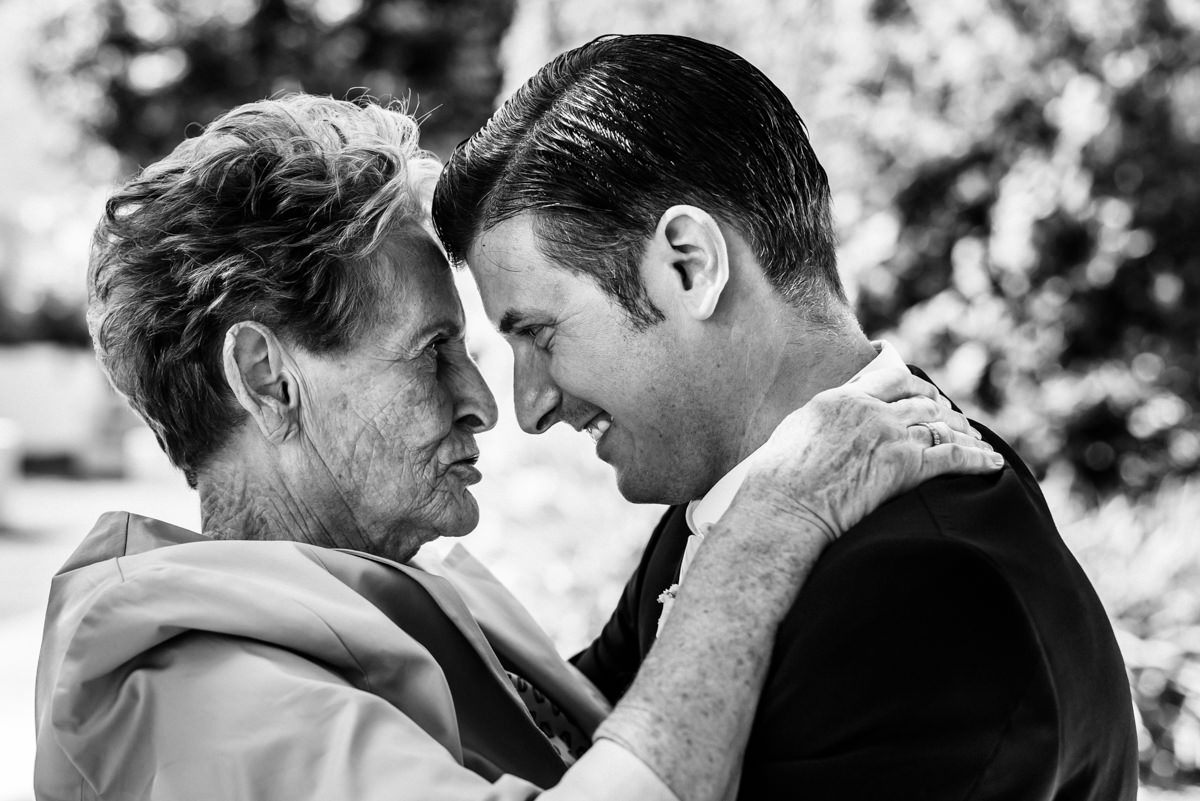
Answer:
(222, 322, 300, 444)
(646, 205, 730, 321)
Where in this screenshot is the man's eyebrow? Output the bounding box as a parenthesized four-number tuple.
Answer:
(498, 310, 524, 336)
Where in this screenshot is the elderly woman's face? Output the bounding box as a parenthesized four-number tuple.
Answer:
(290, 229, 497, 560)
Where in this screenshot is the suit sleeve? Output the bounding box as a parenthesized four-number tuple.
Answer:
(570, 508, 678, 704)
(738, 531, 1059, 801)
(66, 632, 544, 801)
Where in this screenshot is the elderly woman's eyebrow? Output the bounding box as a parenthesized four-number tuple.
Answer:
(411, 315, 464, 343)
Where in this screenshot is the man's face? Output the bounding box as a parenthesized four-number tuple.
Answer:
(467, 215, 731, 505)
(292, 228, 498, 559)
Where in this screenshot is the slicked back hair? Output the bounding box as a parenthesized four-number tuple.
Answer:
(88, 94, 441, 487)
(433, 34, 844, 330)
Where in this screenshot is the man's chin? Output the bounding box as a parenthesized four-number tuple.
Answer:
(614, 468, 691, 506)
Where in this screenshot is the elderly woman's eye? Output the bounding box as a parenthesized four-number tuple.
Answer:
(424, 339, 446, 361)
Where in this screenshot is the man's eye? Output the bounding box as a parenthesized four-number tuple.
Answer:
(523, 326, 553, 350)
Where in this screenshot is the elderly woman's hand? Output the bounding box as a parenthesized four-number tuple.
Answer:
(726, 366, 1003, 547)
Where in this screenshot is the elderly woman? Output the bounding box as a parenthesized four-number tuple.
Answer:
(34, 95, 998, 801)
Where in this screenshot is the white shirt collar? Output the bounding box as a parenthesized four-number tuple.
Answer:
(683, 340, 908, 541)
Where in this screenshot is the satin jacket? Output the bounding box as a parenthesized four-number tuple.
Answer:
(34, 512, 610, 801)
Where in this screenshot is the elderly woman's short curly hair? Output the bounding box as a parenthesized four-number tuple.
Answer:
(88, 94, 441, 487)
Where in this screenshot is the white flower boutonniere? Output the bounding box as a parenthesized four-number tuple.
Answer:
(657, 583, 679, 605)
(655, 583, 680, 637)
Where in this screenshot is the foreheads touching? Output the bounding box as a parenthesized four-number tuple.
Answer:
(87, 95, 442, 486)
(432, 33, 846, 328)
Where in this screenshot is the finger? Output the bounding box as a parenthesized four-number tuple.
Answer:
(890, 396, 944, 426)
(921, 442, 1005, 478)
(892, 397, 979, 438)
(946, 427, 993, 452)
(848, 368, 936, 404)
(851, 367, 967, 419)
(933, 407, 977, 437)
(906, 422, 939, 447)
(906, 421, 981, 449)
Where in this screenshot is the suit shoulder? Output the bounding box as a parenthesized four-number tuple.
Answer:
(823, 463, 1065, 581)
(803, 521, 1027, 611)
(784, 492, 1048, 669)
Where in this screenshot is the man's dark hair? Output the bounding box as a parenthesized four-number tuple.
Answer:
(433, 33, 844, 329)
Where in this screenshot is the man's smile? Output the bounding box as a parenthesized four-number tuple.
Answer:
(584, 412, 613, 444)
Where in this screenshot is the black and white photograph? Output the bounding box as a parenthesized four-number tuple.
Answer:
(0, 0, 1196, 799)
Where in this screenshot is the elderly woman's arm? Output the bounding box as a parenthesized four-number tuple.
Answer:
(42, 371, 994, 801)
(543, 368, 1003, 801)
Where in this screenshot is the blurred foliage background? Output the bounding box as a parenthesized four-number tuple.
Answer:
(1, 0, 1198, 793)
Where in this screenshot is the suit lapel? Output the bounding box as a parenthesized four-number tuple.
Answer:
(636, 505, 692, 658)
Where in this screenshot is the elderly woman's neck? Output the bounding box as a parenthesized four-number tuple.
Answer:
(196, 459, 339, 549)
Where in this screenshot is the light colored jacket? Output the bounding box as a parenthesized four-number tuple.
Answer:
(34, 512, 610, 800)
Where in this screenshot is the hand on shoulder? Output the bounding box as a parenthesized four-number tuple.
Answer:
(726, 366, 1004, 545)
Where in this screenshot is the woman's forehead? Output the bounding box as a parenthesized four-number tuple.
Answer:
(370, 232, 464, 341)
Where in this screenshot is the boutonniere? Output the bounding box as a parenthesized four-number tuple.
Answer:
(655, 583, 680, 637)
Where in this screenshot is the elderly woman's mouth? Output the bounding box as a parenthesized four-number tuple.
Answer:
(446, 452, 482, 484)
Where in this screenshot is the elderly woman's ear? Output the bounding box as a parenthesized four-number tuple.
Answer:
(222, 322, 301, 444)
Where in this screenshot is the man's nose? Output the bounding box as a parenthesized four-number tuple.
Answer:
(452, 353, 498, 434)
(513, 347, 560, 435)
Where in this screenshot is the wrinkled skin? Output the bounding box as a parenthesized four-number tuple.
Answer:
(285, 230, 498, 560)
(725, 367, 998, 546)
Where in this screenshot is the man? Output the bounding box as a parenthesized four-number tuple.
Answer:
(433, 34, 1138, 800)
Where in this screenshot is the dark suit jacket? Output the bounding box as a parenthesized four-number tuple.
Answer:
(572, 383, 1138, 800)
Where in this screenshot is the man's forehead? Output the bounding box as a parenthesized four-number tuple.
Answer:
(467, 218, 569, 318)
(468, 216, 543, 271)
